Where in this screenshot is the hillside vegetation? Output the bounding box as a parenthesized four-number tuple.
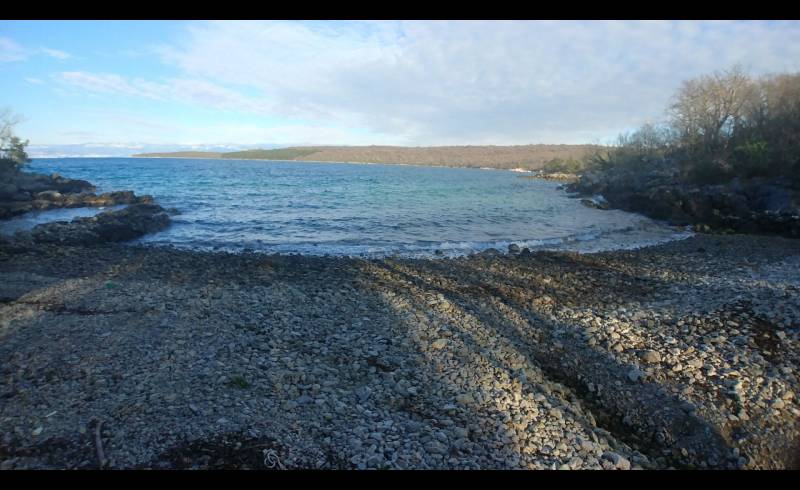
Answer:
(570, 66, 800, 236)
(135, 144, 602, 170)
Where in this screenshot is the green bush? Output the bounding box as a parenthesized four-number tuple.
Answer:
(732, 140, 771, 178)
(542, 157, 585, 174)
(596, 67, 800, 186)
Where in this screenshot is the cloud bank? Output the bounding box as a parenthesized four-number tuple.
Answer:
(23, 21, 800, 146)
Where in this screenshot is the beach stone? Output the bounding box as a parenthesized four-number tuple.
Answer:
(641, 350, 662, 364)
(431, 339, 448, 350)
(602, 451, 631, 470)
(455, 394, 475, 405)
(627, 368, 645, 383)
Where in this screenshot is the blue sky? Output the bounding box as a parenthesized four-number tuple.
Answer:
(2, 20, 800, 157)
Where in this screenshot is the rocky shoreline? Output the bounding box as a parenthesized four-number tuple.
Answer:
(1, 169, 172, 248)
(1, 234, 798, 469)
(519, 172, 579, 183)
(0, 168, 161, 220)
(566, 167, 800, 238)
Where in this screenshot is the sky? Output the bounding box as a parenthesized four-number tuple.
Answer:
(2, 20, 800, 157)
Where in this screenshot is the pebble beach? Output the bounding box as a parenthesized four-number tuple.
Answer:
(1, 234, 798, 469)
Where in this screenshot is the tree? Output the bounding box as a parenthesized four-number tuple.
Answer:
(667, 65, 757, 151)
(0, 108, 30, 170)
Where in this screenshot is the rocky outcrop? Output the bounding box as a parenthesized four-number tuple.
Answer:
(20, 203, 171, 245)
(567, 165, 800, 237)
(1, 169, 154, 220)
(520, 172, 580, 183)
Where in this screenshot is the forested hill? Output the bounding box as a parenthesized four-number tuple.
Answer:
(133, 145, 602, 170)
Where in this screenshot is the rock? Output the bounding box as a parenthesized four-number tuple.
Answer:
(568, 166, 800, 237)
(627, 368, 645, 383)
(0, 183, 19, 200)
(580, 197, 610, 210)
(455, 394, 475, 405)
(508, 244, 521, 254)
(640, 350, 662, 364)
(431, 339, 448, 350)
(424, 441, 446, 455)
(29, 203, 171, 245)
(478, 248, 500, 257)
(602, 451, 631, 470)
(34, 190, 63, 201)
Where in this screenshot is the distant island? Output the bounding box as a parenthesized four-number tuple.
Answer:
(133, 144, 602, 171)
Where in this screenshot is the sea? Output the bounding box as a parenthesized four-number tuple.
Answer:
(1, 157, 693, 258)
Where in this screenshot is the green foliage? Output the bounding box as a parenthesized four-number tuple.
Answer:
(732, 140, 771, 178)
(220, 148, 320, 161)
(597, 67, 800, 186)
(541, 157, 585, 174)
(1, 109, 30, 170)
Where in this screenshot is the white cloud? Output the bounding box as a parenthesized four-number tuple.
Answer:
(0, 38, 73, 62)
(40, 47, 71, 59)
(0, 37, 27, 62)
(150, 20, 800, 144)
(55, 71, 275, 115)
(25, 77, 44, 85)
(37, 21, 800, 145)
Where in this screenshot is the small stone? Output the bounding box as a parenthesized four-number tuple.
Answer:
(431, 339, 448, 350)
(455, 394, 475, 405)
(641, 350, 662, 364)
(424, 441, 446, 454)
(627, 368, 645, 383)
(602, 451, 630, 470)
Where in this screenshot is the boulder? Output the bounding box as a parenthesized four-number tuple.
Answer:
(29, 203, 171, 245)
(567, 164, 800, 238)
(0, 183, 19, 200)
(580, 198, 610, 210)
(34, 190, 63, 201)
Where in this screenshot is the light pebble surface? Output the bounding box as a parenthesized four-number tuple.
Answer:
(0, 234, 798, 469)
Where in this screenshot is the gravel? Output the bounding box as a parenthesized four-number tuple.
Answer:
(0, 233, 799, 469)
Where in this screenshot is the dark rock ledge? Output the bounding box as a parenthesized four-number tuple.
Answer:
(0, 169, 156, 220)
(1, 169, 171, 246)
(18, 203, 172, 246)
(566, 167, 800, 237)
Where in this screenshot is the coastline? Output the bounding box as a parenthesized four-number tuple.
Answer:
(1, 234, 798, 469)
(127, 155, 518, 172)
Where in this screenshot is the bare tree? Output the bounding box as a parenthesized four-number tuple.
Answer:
(668, 65, 757, 150)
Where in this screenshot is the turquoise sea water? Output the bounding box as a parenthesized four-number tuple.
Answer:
(7, 158, 691, 257)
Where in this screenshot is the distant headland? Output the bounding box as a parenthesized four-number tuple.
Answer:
(133, 144, 602, 171)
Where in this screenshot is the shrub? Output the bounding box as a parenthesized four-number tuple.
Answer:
(597, 67, 800, 186)
(0, 108, 30, 170)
